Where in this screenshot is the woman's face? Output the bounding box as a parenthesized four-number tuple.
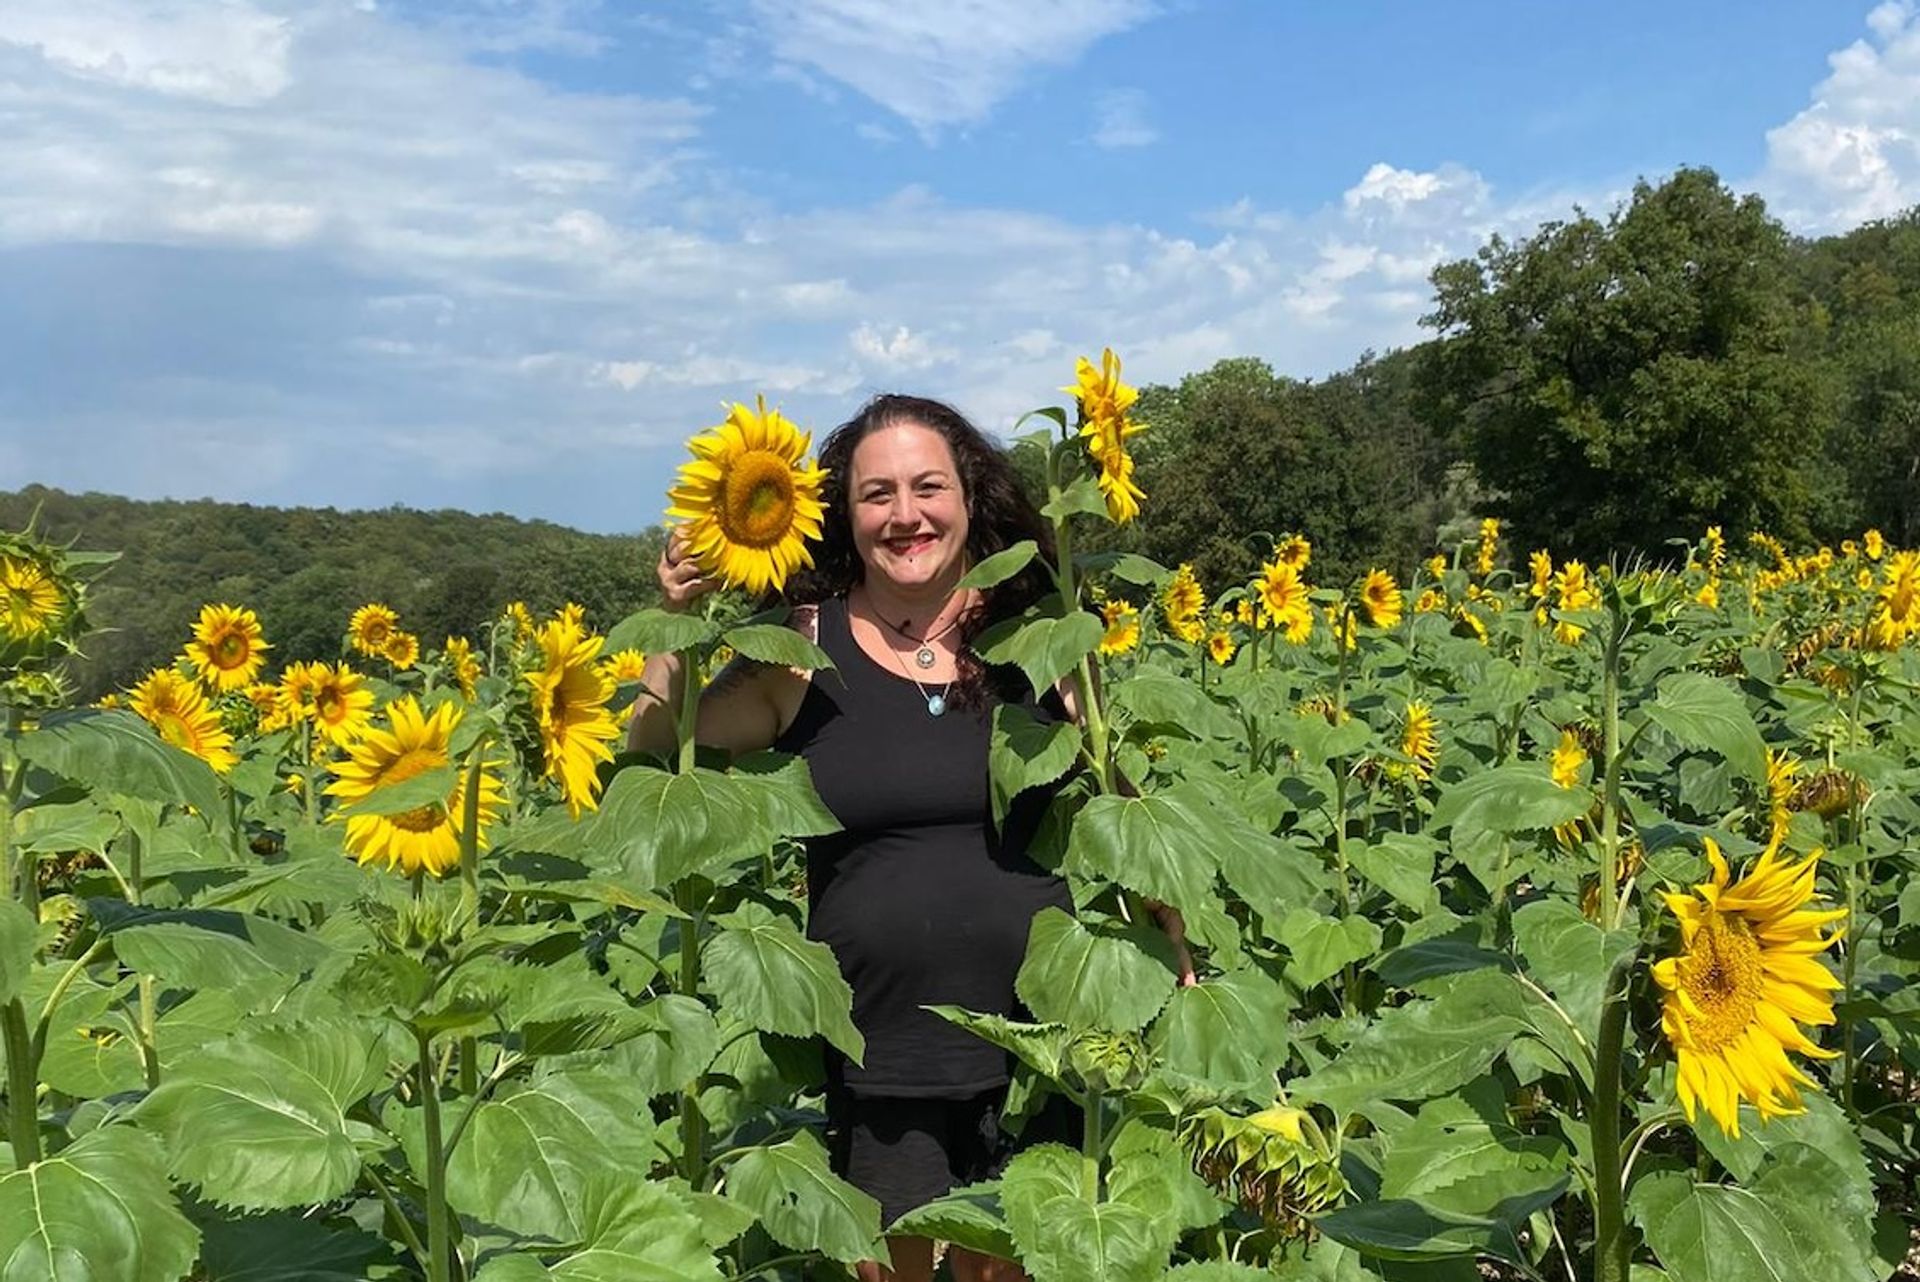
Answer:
(847, 421, 970, 595)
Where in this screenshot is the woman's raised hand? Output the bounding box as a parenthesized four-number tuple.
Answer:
(657, 528, 715, 613)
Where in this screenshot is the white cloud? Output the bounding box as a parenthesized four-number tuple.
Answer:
(0, 0, 294, 106)
(849, 323, 949, 370)
(744, 0, 1158, 135)
(1759, 1, 1920, 231)
(1090, 89, 1157, 149)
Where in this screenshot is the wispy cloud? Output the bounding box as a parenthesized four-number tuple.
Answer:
(1090, 88, 1157, 149)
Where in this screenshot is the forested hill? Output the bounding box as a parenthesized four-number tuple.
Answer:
(0, 486, 667, 698)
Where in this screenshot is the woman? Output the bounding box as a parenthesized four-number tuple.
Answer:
(629, 394, 1187, 1282)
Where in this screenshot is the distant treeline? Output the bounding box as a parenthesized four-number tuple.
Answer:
(0, 487, 666, 699)
(9, 167, 1919, 696)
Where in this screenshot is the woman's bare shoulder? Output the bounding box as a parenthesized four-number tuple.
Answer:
(788, 602, 820, 645)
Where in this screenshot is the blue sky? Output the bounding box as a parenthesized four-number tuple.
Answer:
(1, 1, 1914, 533)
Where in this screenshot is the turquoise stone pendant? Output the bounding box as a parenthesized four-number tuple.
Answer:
(926, 694, 946, 717)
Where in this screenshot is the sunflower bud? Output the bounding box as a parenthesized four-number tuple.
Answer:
(1180, 1104, 1345, 1238)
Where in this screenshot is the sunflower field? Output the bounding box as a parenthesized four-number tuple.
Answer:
(1, 352, 1917, 1282)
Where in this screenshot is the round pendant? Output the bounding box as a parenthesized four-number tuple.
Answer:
(926, 694, 946, 717)
(915, 646, 936, 669)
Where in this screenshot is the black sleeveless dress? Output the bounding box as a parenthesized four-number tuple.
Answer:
(773, 594, 1076, 1098)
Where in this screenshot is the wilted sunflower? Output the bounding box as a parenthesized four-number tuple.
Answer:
(666, 397, 829, 596)
(348, 604, 400, 657)
(1068, 348, 1147, 525)
(1358, 569, 1403, 629)
(184, 603, 270, 692)
(308, 661, 375, 747)
(599, 648, 649, 684)
(1652, 839, 1846, 1137)
(526, 619, 622, 817)
(129, 668, 236, 773)
(1206, 630, 1237, 666)
(1098, 599, 1141, 657)
(383, 630, 421, 670)
(326, 697, 504, 878)
(443, 637, 480, 700)
(1, 554, 63, 641)
(1162, 564, 1206, 644)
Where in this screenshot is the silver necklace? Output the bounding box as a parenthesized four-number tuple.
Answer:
(858, 590, 959, 716)
(888, 645, 952, 718)
(880, 606, 964, 670)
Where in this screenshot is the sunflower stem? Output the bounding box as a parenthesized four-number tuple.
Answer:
(457, 742, 486, 925)
(676, 648, 702, 776)
(675, 883, 709, 1189)
(1590, 954, 1635, 1282)
(1598, 602, 1628, 933)
(416, 1027, 453, 1282)
(3, 998, 40, 1168)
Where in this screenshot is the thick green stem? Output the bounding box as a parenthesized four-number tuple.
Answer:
(3, 999, 40, 1167)
(676, 648, 702, 775)
(417, 1029, 452, 1282)
(676, 887, 708, 1189)
(1598, 613, 1627, 933)
(124, 826, 161, 1088)
(457, 745, 485, 923)
(1591, 957, 1634, 1282)
(1048, 497, 1114, 794)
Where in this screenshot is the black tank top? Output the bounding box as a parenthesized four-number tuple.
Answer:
(774, 594, 1075, 1097)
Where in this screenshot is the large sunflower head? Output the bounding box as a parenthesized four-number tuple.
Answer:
(1358, 569, 1403, 629)
(1, 554, 65, 643)
(308, 661, 375, 747)
(128, 667, 236, 773)
(1652, 839, 1846, 1137)
(383, 630, 421, 671)
(666, 396, 829, 596)
(525, 619, 622, 818)
(348, 604, 400, 657)
(184, 603, 270, 692)
(325, 697, 504, 878)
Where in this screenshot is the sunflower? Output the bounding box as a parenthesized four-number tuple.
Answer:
(1450, 606, 1489, 644)
(1695, 579, 1720, 610)
(383, 630, 420, 670)
(1098, 599, 1141, 657)
(279, 661, 320, 725)
(666, 396, 829, 595)
(1068, 349, 1147, 525)
(1414, 588, 1446, 614)
(183, 603, 270, 692)
(443, 637, 480, 700)
(348, 604, 400, 657)
(1474, 518, 1501, 578)
(1550, 729, 1589, 790)
(503, 601, 535, 645)
(1389, 701, 1438, 781)
(1864, 550, 1918, 650)
(1764, 749, 1800, 847)
(1864, 529, 1885, 561)
(1276, 535, 1311, 571)
(555, 602, 587, 630)
(599, 648, 649, 684)
(1, 554, 63, 641)
(1703, 526, 1727, 574)
(1358, 569, 1403, 629)
(1162, 564, 1206, 643)
(326, 697, 504, 878)
(1206, 630, 1237, 666)
(1528, 550, 1553, 601)
(308, 662, 375, 747)
(1552, 560, 1598, 644)
(526, 619, 622, 817)
(1235, 598, 1255, 627)
(128, 668, 236, 773)
(1652, 839, 1846, 1136)
(1425, 554, 1447, 581)
(1253, 559, 1310, 635)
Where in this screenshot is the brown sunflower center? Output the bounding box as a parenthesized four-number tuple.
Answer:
(718, 451, 797, 548)
(1677, 910, 1763, 1052)
(215, 631, 248, 667)
(316, 687, 345, 724)
(379, 746, 450, 833)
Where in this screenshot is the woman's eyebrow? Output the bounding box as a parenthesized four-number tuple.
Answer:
(858, 470, 951, 490)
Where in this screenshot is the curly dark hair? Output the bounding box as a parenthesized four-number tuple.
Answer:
(778, 393, 1057, 710)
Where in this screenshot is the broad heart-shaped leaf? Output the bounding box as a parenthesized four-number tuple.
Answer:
(597, 994, 721, 1097)
(0, 899, 33, 1005)
(721, 622, 833, 672)
(1291, 971, 1524, 1118)
(1078, 551, 1172, 588)
(441, 1070, 660, 1242)
(1063, 791, 1221, 918)
(1016, 907, 1178, 1033)
(109, 921, 297, 997)
(1000, 1143, 1173, 1282)
(14, 709, 225, 824)
(580, 768, 779, 892)
(1348, 833, 1441, 914)
(1629, 1172, 1811, 1282)
(1279, 910, 1383, 989)
(1109, 670, 1232, 741)
(976, 609, 1104, 701)
(703, 900, 864, 1062)
(925, 1007, 1069, 1078)
(137, 1018, 385, 1210)
(473, 1176, 724, 1282)
(1511, 899, 1636, 1039)
(1643, 671, 1767, 783)
(10, 797, 119, 855)
(890, 1180, 1019, 1261)
(0, 1125, 200, 1282)
(989, 704, 1082, 827)
(603, 606, 719, 658)
(1162, 1266, 1273, 1280)
(195, 1211, 396, 1281)
(958, 539, 1040, 590)
(1314, 1177, 1565, 1266)
(1428, 765, 1590, 872)
(1149, 968, 1291, 1102)
(1379, 1088, 1567, 1208)
(725, 1131, 884, 1262)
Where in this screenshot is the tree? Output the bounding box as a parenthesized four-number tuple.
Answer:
(1418, 167, 1835, 559)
